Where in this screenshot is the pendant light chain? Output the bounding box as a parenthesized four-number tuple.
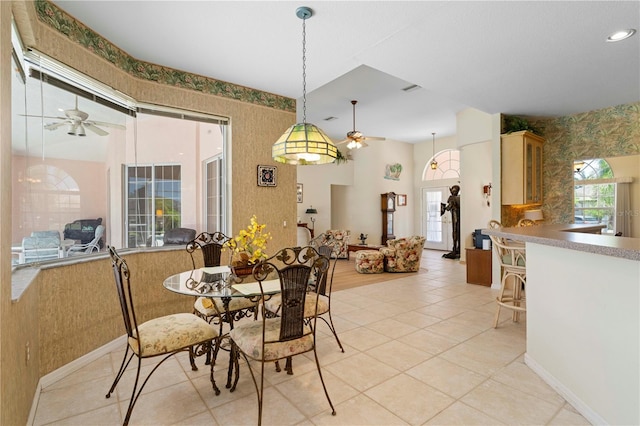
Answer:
(430, 132, 438, 170)
(271, 6, 337, 165)
(301, 16, 307, 124)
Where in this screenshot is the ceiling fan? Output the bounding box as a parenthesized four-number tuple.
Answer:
(336, 100, 385, 149)
(33, 96, 125, 136)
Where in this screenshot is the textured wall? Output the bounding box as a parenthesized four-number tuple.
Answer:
(502, 103, 640, 226)
(38, 250, 196, 375)
(3, 1, 297, 424)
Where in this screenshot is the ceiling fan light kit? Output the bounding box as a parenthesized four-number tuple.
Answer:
(272, 6, 337, 165)
(337, 99, 385, 149)
(39, 96, 124, 137)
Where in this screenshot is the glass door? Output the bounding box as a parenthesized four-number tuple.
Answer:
(422, 187, 452, 251)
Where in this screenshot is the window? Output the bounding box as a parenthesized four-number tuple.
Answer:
(126, 165, 181, 248)
(205, 156, 224, 233)
(423, 149, 460, 181)
(574, 159, 615, 233)
(11, 38, 229, 265)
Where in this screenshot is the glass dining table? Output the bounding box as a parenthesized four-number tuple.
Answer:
(163, 266, 280, 390)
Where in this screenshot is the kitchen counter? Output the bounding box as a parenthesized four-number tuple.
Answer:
(484, 223, 639, 425)
(483, 223, 639, 261)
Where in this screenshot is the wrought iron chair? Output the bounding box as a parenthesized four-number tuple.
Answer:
(489, 235, 527, 328)
(229, 246, 336, 425)
(187, 232, 258, 365)
(105, 246, 219, 425)
(264, 243, 344, 363)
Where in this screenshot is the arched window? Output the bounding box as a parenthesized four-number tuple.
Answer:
(423, 149, 460, 181)
(19, 164, 80, 233)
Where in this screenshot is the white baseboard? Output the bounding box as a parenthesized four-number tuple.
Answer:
(524, 353, 603, 425)
(28, 335, 126, 425)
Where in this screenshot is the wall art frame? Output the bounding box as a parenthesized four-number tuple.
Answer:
(257, 165, 277, 187)
(296, 183, 303, 203)
(397, 194, 407, 206)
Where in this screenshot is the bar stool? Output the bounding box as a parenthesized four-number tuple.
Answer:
(489, 235, 526, 328)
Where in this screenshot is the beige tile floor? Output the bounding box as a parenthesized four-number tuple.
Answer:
(32, 250, 590, 425)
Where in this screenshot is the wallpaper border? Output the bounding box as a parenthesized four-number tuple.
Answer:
(34, 0, 296, 113)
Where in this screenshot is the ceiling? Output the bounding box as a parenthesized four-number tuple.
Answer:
(45, 1, 640, 146)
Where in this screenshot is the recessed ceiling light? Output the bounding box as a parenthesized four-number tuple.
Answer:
(606, 29, 636, 42)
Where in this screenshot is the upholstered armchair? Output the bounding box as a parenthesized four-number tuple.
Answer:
(319, 229, 351, 259)
(380, 235, 426, 272)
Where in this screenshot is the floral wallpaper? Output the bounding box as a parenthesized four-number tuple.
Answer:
(34, 0, 296, 113)
(502, 102, 640, 226)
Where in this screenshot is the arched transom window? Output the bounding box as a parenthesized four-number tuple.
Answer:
(423, 149, 460, 181)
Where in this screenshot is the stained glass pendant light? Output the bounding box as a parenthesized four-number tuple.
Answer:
(272, 6, 337, 165)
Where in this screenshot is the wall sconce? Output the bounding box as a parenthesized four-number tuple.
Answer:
(483, 183, 492, 206)
(305, 206, 318, 231)
(574, 160, 585, 173)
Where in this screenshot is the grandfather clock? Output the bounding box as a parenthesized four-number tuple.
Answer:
(381, 192, 396, 245)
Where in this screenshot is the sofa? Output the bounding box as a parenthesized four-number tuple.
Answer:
(63, 218, 103, 246)
(163, 227, 197, 245)
(22, 232, 62, 263)
(380, 235, 426, 272)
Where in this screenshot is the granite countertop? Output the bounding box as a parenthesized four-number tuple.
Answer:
(483, 224, 640, 261)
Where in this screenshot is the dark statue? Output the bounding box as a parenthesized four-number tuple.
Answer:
(440, 185, 460, 259)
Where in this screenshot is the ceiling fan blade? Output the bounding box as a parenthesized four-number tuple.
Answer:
(84, 123, 109, 136)
(363, 136, 385, 141)
(335, 138, 351, 145)
(89, 120, 125, 130)
(44, 121, 69, 131)
(20, 114, 68, 120)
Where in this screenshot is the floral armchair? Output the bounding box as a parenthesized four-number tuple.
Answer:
(380, 235, 426, 272)
(315, 229, 351, 259)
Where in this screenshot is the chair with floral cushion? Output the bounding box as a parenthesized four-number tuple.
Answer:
(187, 232, 258, 366)
(355, 250, 384, 273)
(380, 235, 426, 272)
(106, 246, 219, 425)
(319, 229, 350, 259)
(229, 246, 336, 425)
(264, 243, 344, 360)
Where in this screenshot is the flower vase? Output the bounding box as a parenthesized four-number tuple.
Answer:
(232, 252, 255, 277)
(233, 263, 255, 278)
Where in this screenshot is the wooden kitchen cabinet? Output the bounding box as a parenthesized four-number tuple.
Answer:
(465, 248, 492, 286)
(501, 130, 544, 205)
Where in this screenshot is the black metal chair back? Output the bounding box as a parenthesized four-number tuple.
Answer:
(186, 232, 231, 268)
(315, 244, 336, 296)
(253, 246, 329, 339)
(109, 246, 138, 342)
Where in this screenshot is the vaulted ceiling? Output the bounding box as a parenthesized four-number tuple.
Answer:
(48, 1, 640, 145)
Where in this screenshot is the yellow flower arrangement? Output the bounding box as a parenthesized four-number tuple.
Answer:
(227, 215, 272, 266)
